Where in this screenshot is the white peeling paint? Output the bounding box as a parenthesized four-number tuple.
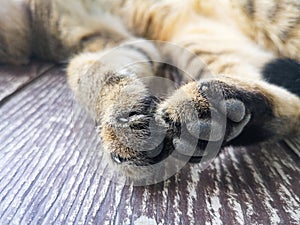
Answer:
(243, 153, 281, 225)
(205, 158, 222, 225)
(187, 165, 200, 225)
(174, 174, 182, 225)
(278, 184, 300, 223)
(134, 216, 157, 225)
(285, 138, 300, 158)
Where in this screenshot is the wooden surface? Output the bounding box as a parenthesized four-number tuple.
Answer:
(0, 63, 299, 225)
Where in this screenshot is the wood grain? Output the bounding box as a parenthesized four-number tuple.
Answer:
(0, 66, 299, 225)
(0, 62, 53, 102)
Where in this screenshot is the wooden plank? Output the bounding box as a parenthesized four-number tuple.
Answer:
(0, 67, 299, 225)
(0, 62, 53, 102)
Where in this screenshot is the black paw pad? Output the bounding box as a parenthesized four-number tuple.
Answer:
(263, 58, 300, 97)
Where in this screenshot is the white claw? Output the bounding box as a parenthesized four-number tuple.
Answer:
(118, 117, 129, 123)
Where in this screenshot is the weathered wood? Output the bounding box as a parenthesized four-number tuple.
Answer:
(0, 67, 299, 225)
(0, 62, 53, 102)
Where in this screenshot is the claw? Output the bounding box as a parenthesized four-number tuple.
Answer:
(111, 153, 128, 164)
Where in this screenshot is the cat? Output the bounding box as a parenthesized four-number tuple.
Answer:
(1, 0, 299, 179)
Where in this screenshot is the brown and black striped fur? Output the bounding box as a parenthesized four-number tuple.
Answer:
(1, 0, 299, 179)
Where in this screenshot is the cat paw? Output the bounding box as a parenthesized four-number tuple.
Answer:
(156, 78, 273, 161)
(98, 88, 172, 177)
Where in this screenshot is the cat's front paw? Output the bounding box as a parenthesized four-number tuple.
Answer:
(156, 78, 274, 162)
(98, 84, 172, 178)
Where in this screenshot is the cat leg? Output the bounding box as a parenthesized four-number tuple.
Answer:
(157, 13, 300, 162)
(156, 76, 300, 161)
(67, 40, 175, 179)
